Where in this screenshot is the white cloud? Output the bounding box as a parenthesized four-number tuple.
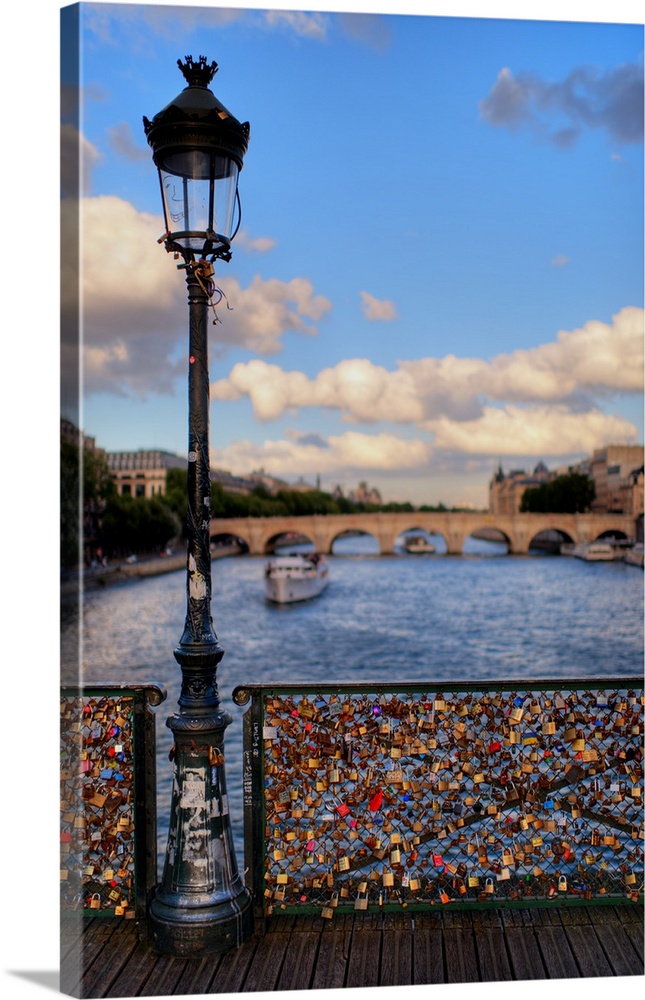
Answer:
(428, 405, 638, 456)
(216, 275, 331, 355)
(213, 307, 644, 423)
(61, 124, 102, 198)
(263, 10, 330, 40)
(212, 358, 423, 422)
(360, 291, 398, 321)
(480, 62, 645, 147)
(63, 195, 331, 397)
(213, 430, 431, 478)
(234, 229, 277, 254)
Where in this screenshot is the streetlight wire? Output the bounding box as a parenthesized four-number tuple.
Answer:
(193, 258, 233, 324)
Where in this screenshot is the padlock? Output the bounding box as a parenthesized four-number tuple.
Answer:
(558, 875, 567, 892)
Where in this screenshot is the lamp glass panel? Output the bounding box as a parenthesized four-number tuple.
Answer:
(159, 152, 239, 251)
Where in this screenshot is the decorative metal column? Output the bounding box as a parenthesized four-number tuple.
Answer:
(144, 56, 252, 957)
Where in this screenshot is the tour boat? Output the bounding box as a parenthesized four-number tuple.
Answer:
(573, 542, 614, 562)
(264, 552, 329, 604)
(623, 543, 644, 568)
(404, 535, 435, 555)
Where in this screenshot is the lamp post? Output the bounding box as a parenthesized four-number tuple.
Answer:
(143, 55, 252, 957)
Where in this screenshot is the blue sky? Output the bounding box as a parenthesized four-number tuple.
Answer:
(61, 1, 644, 506)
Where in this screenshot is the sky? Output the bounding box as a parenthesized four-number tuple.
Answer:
(60, 0, 644, 512)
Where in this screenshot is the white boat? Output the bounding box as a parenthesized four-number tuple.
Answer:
(623, 543, 644, 568)
(573, 542, 614, 562)
(404, 535, 435, 554)
(264, 553, 329, 604)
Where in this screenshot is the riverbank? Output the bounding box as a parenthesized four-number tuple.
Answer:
(60, 545, 242, 600)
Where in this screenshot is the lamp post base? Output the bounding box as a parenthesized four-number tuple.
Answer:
(148, 886, 253, 957)
(148, 698, 253, 957)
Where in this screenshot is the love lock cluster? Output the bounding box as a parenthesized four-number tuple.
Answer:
(258, 685, 644, 916)
(60, 695, 136, 917)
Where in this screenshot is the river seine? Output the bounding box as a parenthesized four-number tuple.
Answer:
(60, 535, 644, 868)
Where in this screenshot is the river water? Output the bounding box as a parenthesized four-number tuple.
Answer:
(60, 535, 644, 870)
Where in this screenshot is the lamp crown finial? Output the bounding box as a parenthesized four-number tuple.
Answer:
(178, 55, 218, 88)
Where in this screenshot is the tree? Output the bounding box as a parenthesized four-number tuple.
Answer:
(61, 439, 80, 569)
(60, 436, 115, 568)
(99, 495, 180, 558)
(520, 473, 595, 514)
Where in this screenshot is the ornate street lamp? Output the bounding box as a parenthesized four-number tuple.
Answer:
(143, 55, 252, 957)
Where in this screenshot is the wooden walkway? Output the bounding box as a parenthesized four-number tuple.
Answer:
(61, 904, 644, 997)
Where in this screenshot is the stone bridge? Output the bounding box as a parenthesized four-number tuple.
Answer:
(210, 511, 637, 556)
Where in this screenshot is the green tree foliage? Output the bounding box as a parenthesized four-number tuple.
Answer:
(163, 467, 188, 533)
(61, 439, 80, 569)
(99, 495, 180, 558)
(84, 447, 115, 506)
(60, 437, 116, 568)
(520, 473, 595, 514)
(208, 485, 472, 519)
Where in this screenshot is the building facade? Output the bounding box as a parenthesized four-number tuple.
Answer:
(586, 445, 644, 515)
(106, 450, 186, 498)
(488, 462, 552, 515)
(489, 447, 644, 518)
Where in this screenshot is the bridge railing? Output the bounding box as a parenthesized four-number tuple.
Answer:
(232, 678, 643, 918)
(60, 683, 166, 922)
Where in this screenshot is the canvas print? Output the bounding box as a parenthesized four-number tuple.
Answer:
(59, 2, 644, 998)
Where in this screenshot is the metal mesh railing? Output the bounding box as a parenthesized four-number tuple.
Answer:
(60, 684, 165, 919)
(234, 679, 644, 916)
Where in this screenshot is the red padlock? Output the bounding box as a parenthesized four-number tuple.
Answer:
(368, 789, 383, 811)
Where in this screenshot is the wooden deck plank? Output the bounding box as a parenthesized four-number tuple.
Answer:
(209, 936, 259, 994)
(241, 932, 290, 993)
(475, 927, 514, 981)
(564, 925, 617, 978)
(71, 921, 132, 998)
(63, 904, 644, 996)
(412, 927, 445, 984)
(104, 943, 163, 999)
(443, 927, 480, 983)
(310, 924, 351, 991)
(534, 925, 581, 980)
(504, 926, 547, 980)
(95, 931, 150, 999)
(276, 930, 320, 991)
(594, 922, 644, 977)
(624, 920, 645, 960)
(379, 928, 413, 986)
(171, 955, 223, 996)
(136, 955, 189, 997)
(345, 926, 382, 989)
(615, 903, 644, 925)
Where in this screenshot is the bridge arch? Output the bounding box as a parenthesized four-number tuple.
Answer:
(210, 530, 250, 555)
(527, 527, 574, 554)
(265, 530, 315, 555)
(330, 528, 381, 556)
(462, 526, 511, 556)
(597, 528, 631, 542)
(210, 511, 639, 557)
